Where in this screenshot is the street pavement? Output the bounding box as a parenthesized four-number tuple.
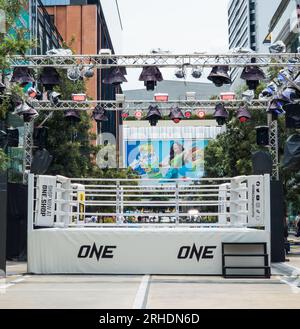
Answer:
(0, 246, 299, 309)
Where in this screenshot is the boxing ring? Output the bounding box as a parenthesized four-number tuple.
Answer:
(27, 174, 271, 276)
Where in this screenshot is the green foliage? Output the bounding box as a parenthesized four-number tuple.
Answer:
(0, 148, 8, 171)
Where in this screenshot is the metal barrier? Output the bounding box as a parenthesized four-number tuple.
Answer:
(28, 174, 271, 231)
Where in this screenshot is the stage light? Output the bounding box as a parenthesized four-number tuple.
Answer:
(220, 92, 236, 101)
(281, 87, 300, 103)
(39, 67, 60, 90)
(207, 66, 231, 87)
(139, 66, 163, 91)
(64, 110, 81, 123)
(121, 111, 129, 119)
(240, 66, 266, 90)
(191, 68, 202, 79)
(92, 105, 108, 122)
(67, 67, 81, 81)
(47, 91, 61, 107)
(146, 105, 162, 126)
(103, 67, 127, 85)
(184, 110, 192, 119)
(169, 106, 184, 124)
(267, 98, 286, 116)
(213, 103, 229, 126)
(27, 87, 42, 100)
(237, 106, 251, 123)
(175, 68, 185, 79)
(134, 110, 143, 120)
(11, 67, 34, 86)
(256, 126, 269, 146)
(196, 110, 206, 119)
(22, 103, 39, 122)
(81, 65, 94, 79)
(260, 83, 277, 98)
(269, 40, 286, 53)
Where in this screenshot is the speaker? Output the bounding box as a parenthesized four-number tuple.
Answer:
(31, 149, 53, 174)
(252, 151, 272, 175)
(7, 128, 19, 147)
(33, 127, 48, 149)
(283, 103, 300, 128)
(256, 126, 269, 146)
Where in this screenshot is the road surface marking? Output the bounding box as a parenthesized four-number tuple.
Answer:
(132, 275, 150, 309)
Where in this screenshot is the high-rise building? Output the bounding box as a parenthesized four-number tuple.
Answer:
(228, 0, 281, 89)
(268, 0, 300, 52)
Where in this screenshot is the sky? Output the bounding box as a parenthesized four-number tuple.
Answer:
(117, 0, 230, 90)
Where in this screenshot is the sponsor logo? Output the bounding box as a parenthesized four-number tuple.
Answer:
(177, 244, 217, 261)
(78, 243, 116, 261)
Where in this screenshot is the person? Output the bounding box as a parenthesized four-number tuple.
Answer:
(296, 212, 300, 237)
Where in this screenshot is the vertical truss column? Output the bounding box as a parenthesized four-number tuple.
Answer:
(23, 122, 34, 184)
(268, 118, 279, 181)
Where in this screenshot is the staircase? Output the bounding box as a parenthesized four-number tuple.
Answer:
(222, 242, 271, 279)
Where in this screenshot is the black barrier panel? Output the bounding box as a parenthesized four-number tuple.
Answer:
(0, 173, 7, 274)
(270, 180, 285, 263)
(6, 183, 28, 261)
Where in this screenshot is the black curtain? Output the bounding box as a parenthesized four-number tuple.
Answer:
(6, 183, 28, 261)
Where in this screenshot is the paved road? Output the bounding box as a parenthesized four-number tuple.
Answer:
(0, 257, 299, 309)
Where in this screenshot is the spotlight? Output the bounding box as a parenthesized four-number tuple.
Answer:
(39, 67, 60, 90)
(103, 67, 127, 85)
(191, 68, 202, 79)
(169, 106, 184, 124)
(72, 93, 87, 102)
(47, 91, 61, 107)
(146, 105, 162, 126)
(11, 67, 34, 86)
(134, 110, 143, 120)
(269, 40, 286, 53)
(260, 83, 277, 98)
(196, 110, 206, 119)
(27, 87, 43, 100)
(81, 65, 95, 79)
(92, 105, 108, 122)
(207, 66, 231, 87)
(267, 98, 286, 116)
(22, 103, 39, 122)
(175, 68, 185, 79)
(139, 66, 163, 91)
(213, 103, 229, 126)
(237, 106, 251, 123)
(184, 110, 192, 119)
(281, 87, 300, 103)
(121, 111, 129, 119)
(64, 110, 81, 123)
(67, 67, 81, 81)
(240, 66, 266, 90)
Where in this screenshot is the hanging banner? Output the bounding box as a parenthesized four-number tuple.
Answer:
(35, 176, 56, 227)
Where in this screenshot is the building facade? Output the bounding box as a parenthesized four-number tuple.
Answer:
(42, 0, 123, 140)
(268, 0, 300, 52)
(228, 0, 281, 90)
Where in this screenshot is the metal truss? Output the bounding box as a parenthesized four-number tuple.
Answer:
(268, 119, 279, 181)
(23, 122, 34, 184)
(30, 99, 269, 111)
(8, 53, 300, 68)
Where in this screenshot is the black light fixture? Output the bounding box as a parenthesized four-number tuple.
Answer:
(237, 106, 251, 123)
(47, 91, 61, 107)
(283, 103, 300, 128)
(81, 65, 94, 79)
(213, 103, 229, 126)
(267, 96, 288, 116)
(255, 126, 269, 146)
(207, 66, 231, 87)
(92, 105, 108, 122)
(103, 67, 127, 85)
(174, 68, 185, 79)
(39, 67, 60, 90)
(22, 103, 39, 122)
(11, 67, 34, 86)
(191, 68, 202, 79)
(64, 109, 81, 123)
(139, 66, 163, 91)
(261, 84, 276, 98)
(146, 105, 162, 126)
(169, 106, 184, 124)
(240, 66, 266, 90)
(27, 87, 43, 100)
(281, 87, 300, 103)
